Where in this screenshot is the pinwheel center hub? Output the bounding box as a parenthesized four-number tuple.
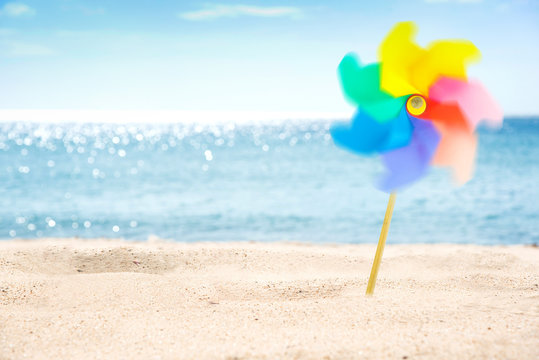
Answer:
(406, 95, 427, 116)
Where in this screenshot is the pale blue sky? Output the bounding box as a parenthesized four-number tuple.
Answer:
(1, 0, 538, 115)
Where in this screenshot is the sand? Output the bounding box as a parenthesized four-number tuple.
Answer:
(0, 239, 538, 359)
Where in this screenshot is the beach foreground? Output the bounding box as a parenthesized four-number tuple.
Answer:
(1, 240, 538, 359)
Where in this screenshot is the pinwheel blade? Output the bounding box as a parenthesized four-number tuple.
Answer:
(339, 53, 385, 104)
(429, 77, 503, 129)
(379, 21, 424, 97)
(330, 107, 413, 155)
(378, 116, 441, 191)
(411, 41, 480, 96)
(379, 22, 480, 98)
(339, 53, 407, 122)
(415, 100, 470, 131)
(432, 123, 478, 184)
(414, 99, 478, 183)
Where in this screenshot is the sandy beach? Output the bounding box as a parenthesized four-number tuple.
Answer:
(0, 239, 538, 359)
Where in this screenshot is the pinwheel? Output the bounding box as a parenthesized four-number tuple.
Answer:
(331, 22, 503, 295)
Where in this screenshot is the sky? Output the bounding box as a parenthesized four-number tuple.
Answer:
(0, 0, 538, 117)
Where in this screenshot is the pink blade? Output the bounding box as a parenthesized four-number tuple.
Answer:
(431, 122, 477, 185)
(429, 77, 503, 129)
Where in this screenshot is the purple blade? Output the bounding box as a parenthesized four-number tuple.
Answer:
(378, 116, 441, 192)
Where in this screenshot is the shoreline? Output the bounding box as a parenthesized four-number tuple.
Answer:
(3, 236, 537, 247)
(1, 239, 538, 359)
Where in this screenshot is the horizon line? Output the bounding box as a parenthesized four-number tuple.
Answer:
(0, 109, 351, 124)
(0, 109, 535, 124)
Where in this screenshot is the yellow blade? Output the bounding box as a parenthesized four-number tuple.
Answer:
(379, 22, 424, 97)
(379, 21, 480, 98)
(411, 40, 481, 96)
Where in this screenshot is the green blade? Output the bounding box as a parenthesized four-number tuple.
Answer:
(338, 53, 407, 123)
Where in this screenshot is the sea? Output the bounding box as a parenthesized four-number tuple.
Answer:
(0, 117, 537, 245)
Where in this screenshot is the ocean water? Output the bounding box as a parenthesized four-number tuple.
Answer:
(0, 118, 537, 245)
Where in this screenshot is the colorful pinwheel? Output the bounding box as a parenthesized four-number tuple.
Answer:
(331, 21, 503, 191)
(331, 22, 503, 295)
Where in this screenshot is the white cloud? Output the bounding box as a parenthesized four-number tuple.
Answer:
(0, 28, 17, 36)
(59, 2, 105, 16)
(80, 6, 105, 16)
(495, 0, 530, 11)
(3, 42, 53, 56)
(178, 4, 302, 21)
(425, 0, 483, 3)
(0, 2, 36, 17)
